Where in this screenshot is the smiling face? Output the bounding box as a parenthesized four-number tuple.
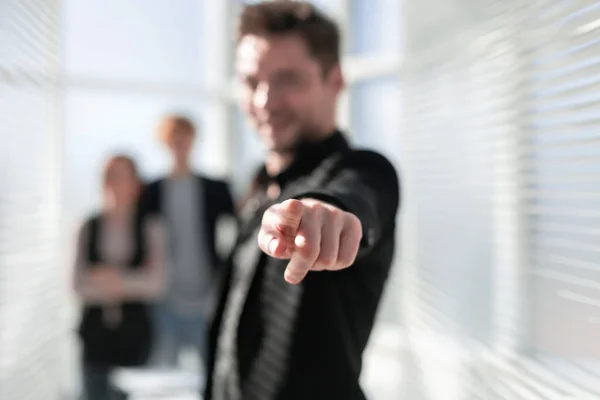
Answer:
(236, 33, 344, 153)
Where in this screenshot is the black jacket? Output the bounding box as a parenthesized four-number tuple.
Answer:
(139, 174, 235, 272)
(78, 212, 153, 367)
(205, 132, 401, 400)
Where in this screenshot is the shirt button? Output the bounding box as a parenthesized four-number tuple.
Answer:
(367, 228, 377, 245)
(267, 183, 281, 199)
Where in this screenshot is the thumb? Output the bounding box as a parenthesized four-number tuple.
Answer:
(271, 199, 305, 237)
(258, 199, 305, 258)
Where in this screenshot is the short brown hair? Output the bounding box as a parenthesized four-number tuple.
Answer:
(158, 114, 196, 143)
(237, 1, 341, 74)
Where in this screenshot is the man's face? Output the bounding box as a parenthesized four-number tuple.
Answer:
(164, 127, 194, 164)
(236, 34, 342, 153)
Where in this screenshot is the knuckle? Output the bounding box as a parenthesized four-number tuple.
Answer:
(310, 264, 326, 271)
(299, 242, 319, 258)
(286, 264, 308, 278)
(286, 267, 303, 278)
(274, 219, 289, 232)
(304, 202, 320, 217)
(282, 198, 298, 208)
(317, 255, 337, 268)
(338, 254, 355, 268)
(327, 206, 343, 221)
(338, 245, 358, 267)
(347, 214, 362, 234)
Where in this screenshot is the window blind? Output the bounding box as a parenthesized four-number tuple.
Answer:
(402, 31, 501, 399)
(523, 0, 600, 396)
(0, 1, 62, 399)
(401, 0, 600, 398)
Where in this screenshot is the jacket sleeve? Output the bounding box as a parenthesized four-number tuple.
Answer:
(293, 150, 400, 253)
(219, 180, 236, 218)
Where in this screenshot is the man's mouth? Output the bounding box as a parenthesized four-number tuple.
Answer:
(263, 117, 292, 130)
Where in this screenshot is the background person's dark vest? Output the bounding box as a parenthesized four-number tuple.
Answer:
(77, 213, 153, 367)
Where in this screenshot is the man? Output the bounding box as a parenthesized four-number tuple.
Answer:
(206, 2, 400, 400)
(140, 114, 235, 370)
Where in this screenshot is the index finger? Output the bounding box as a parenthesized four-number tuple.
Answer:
(283, 211, 321, 284)
(283, 240, 313, 284)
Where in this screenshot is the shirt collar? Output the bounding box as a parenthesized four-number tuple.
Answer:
(257, 130, 349, 187)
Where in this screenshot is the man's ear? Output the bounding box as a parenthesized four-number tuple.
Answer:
(326, 63, 345, 94)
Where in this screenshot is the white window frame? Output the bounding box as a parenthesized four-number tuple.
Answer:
(62, 0, 403, 174)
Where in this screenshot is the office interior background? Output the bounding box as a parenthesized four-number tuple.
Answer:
(1, 0, 600, 399)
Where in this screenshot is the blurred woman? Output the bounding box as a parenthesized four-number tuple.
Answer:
(73, 154, 166, 400)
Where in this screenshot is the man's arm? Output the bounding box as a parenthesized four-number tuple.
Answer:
(294, 150, 400, 252)
(257, 150, 400, 283)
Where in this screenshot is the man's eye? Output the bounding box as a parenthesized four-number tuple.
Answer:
(243, 78, 258, 90)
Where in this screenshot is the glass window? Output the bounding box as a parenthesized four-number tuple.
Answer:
(349, 76, 403, 326)
(0, 1, 58, 73)
(63, 89, 207, 222)
(63, 0, 205, 84)
(525, 15, 600, 382)
(349, 0, 404, 55)
(350, 75, 402, 164)
(0, 72, 62, 400)
(234, 0, 343, 26)
(231, 107, 265, 200)
(310, 0, 342, 18)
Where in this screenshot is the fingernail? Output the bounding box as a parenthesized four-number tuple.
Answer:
(269, 238, 279, 254)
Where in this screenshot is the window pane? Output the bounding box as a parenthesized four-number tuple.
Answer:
(349, 76, 402, 325)
(63, 0, 205, 84)
(231, 108, 265, 200)
(350, 76, 402, 164)
(64, 89, 208, 222)
(349, 0, 403, 55)
(234, 0, 343, 26)
(522, 2, 600, 380)
(0, 2, 62, 398)
(0, 82, 62, 400)
(0, 1, 59, 73)
(311, 0, 342, 18)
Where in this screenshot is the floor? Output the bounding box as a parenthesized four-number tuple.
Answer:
(61, 321, 404, 399)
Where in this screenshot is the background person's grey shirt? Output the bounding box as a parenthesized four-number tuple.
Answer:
(163, 175, 213, 316)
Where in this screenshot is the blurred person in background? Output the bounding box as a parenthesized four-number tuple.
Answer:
(140, 114, 235, 372)
(205, 2, 400, 400)
(73, 154, 166, 400)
